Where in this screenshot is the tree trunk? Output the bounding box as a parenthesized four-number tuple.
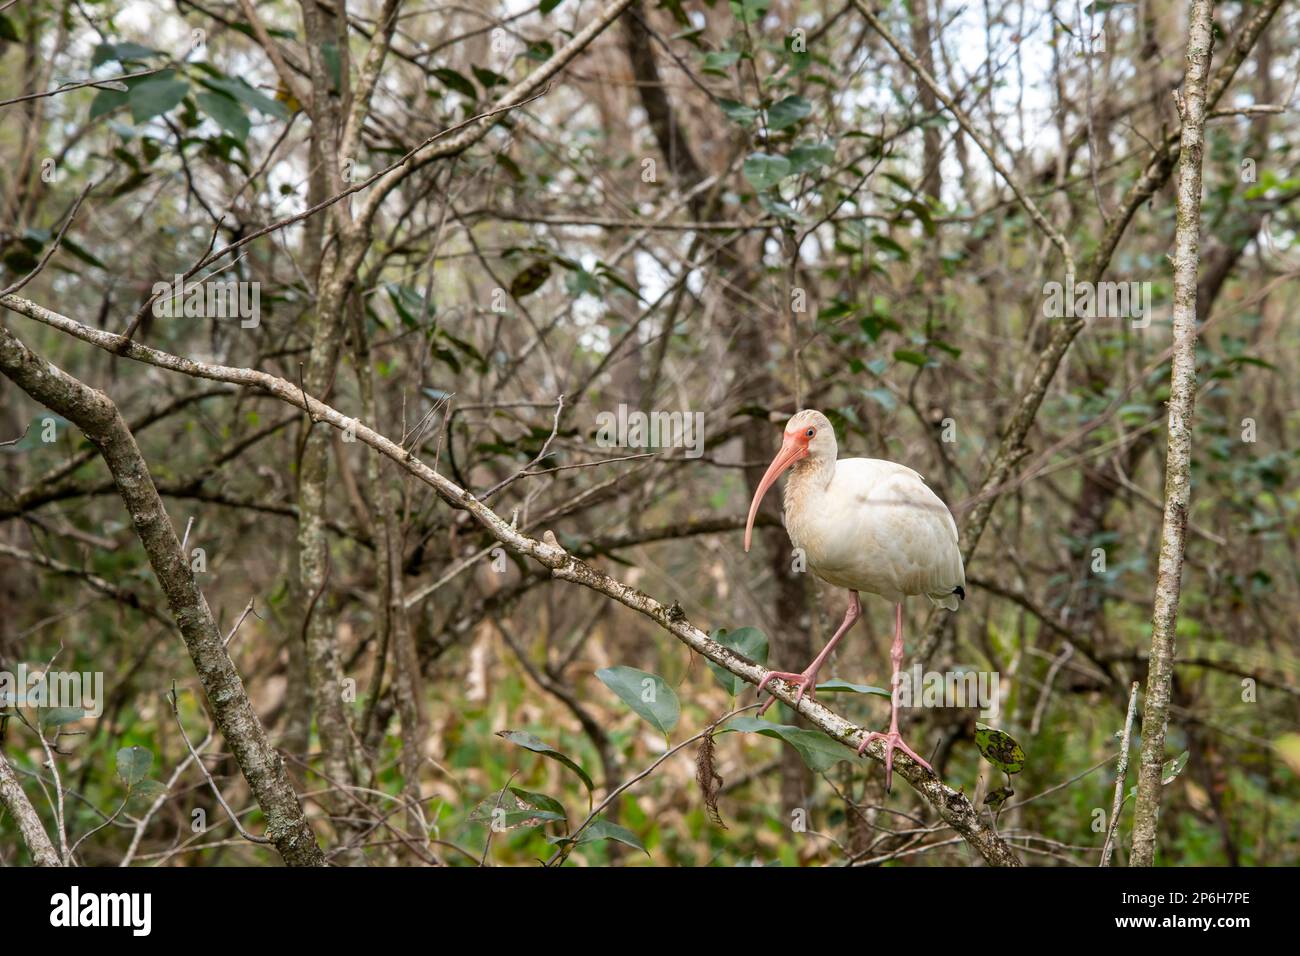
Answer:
(1130, 0, 1215, 868)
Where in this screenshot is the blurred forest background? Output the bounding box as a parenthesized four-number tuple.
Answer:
(0, 0, 1297, 867)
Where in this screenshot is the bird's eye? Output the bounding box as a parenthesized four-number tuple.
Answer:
(805, 427, 816, 438)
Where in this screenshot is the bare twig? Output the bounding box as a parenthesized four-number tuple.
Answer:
(1101, 682, 1141, 866)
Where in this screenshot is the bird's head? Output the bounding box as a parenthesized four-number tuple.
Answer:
(743, 409, 835, 553)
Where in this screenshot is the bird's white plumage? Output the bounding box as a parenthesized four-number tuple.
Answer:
(783, 457, 965, 608)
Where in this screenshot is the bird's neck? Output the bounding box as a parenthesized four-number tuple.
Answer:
(786, 454, 835, 505)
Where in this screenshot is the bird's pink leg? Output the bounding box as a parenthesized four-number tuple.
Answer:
(857, 603, 934, 792)
(757, 591, 860, 715)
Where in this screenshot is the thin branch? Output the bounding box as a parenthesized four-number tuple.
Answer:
(0, 179, 97, 298)
(1101, 682, 1140, 866)
(167, 685, 271, 845)
(0, 68, 160, 109)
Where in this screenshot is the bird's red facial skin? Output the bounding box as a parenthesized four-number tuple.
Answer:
(743, 430, 810, 553)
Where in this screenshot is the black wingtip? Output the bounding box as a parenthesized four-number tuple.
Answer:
(953, 586, 966, 601)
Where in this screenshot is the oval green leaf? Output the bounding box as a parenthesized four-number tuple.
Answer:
(743, 152, 791, 191)
(40, 706, 85, 729)
(725, 716, 853, 773)
(767, 94, 811, 131)
(497, 730, 595, 795)
(116, 745, 153, 786)
(595, 666, 680, 736)
(974, 724, 1025, 774)
(579, 817, 648, 855)
(814, 678, 891, 698)
(128, 78, 189, 123)
(196, 91, 249, 141)
(1162, 750, 1189, 785)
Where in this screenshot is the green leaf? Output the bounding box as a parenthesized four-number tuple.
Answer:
(496, 153, 525, 181)
(497, 730, 595, 795)
(759, 193, 801, 222)
(128, 78, 189, 123)
(321, 42, 342, 90)
(91, 41, 161, 67)
(901, 199, 936, 236)
(509, 261, 552, 299)
(432, 68, 476, 99)
(787, 141, 835, 174)
(595, 666, 680, 736)
(863, 387, 898, 412)
(725, 717, 853, 772)
(60, 237, 107, 270)
(871, 233, 909, 259)
(893, 349, 930, 368)
(471, 65, 508, 89)
(817, 299, 856, 323)
(974, 724, 1025, 774)
(525, 40, 554, 62)
(89, 88, 129, 120)
(126, 779, 167, 810)
(39, 707, 85, 729)
(115, 745, 153, 786)
(196, 91, 250, 141)
(0, 14, 21, 42)
(470, 789, 567, 829)
(1084, 1, 1134, 14)
(984, 785, 1014, 811)
(594, 262, 643, 300)
(201, 77, 289, 119)
(707, 627, 768, 695)
(729, 0, 770, 25)
(742, 152, 791, 191)
(507, 787, 567, 824)
(814, 679, 891, 698)
(1162, 750, 1189, 785)
(579, 818, 648, 855)
(540, 0, 566, 12)
(767, 94, 811, 131)
(701, 50, 741, 75)
(718, 98, 759, 126)
(384, 282, 430, 328)
(881, 171, 915, 194)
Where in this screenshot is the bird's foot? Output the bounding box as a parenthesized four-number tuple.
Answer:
(756, 670, 818, 715)
(857, 730, 933, 793)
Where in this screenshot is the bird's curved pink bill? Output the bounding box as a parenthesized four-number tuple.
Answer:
(743, 431, 808, 553)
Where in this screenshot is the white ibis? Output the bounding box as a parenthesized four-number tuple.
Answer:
(743, 409, 966, 791)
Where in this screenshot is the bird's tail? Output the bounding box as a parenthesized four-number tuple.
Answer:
(927, 584, 965, 612)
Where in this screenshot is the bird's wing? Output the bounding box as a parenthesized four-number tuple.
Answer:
(832, 459, 965, 603)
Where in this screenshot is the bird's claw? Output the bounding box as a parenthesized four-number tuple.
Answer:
(756, 670, 816, 715)
(857, 730, 934, 793)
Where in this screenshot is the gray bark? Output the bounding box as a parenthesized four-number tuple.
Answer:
(1130, 0, 1215, 868)
(0, 750, 61, 866)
